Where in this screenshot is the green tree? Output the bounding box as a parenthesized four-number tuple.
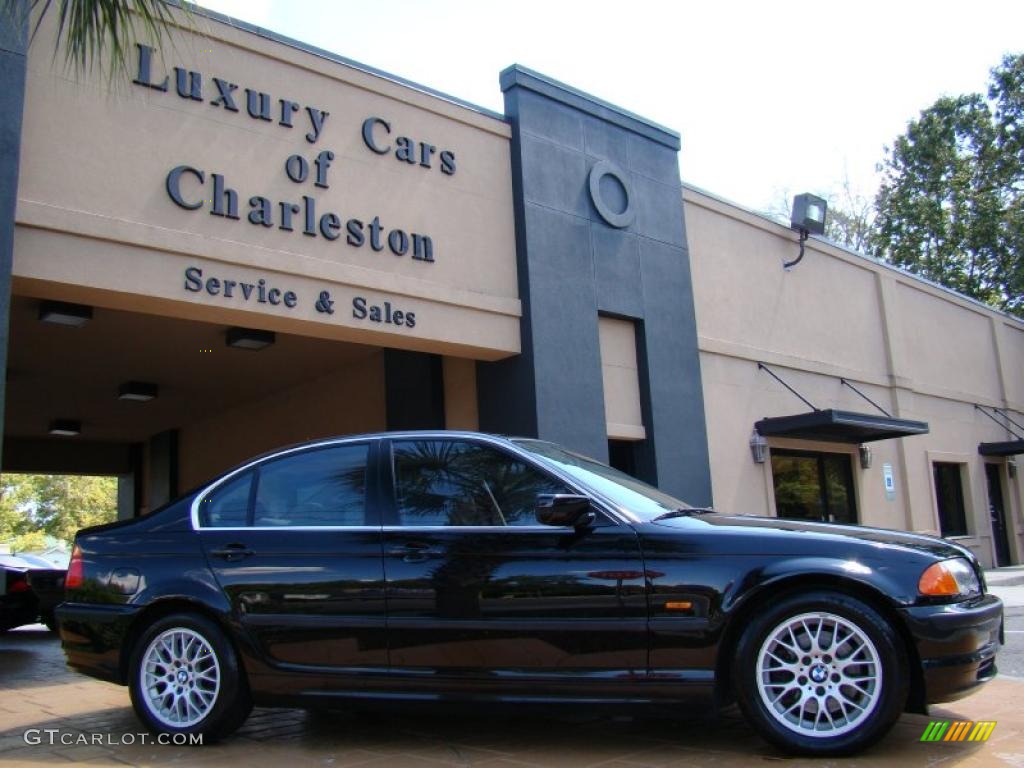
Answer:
(1, 474, 117, 546)
(29, 475, 118, 544)
(0, 474, 37, 541)
(872, 54, 1024, 313)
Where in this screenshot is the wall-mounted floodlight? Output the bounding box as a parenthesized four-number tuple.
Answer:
(784, 193, 827, 270)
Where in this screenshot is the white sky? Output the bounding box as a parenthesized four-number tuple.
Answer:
(197, 0, 1024, 216)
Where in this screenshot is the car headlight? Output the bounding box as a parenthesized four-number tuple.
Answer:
(918, 558, 981, 598)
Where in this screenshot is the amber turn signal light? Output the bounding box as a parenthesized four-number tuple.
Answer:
(918, 558, 980, 597)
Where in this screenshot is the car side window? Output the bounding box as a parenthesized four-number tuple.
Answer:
(392, 440, 569, 527)
(253, 444, 368, 527)
(201, 470, 253, 527)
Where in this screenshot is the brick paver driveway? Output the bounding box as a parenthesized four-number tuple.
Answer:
(1, 625, 1022, 767)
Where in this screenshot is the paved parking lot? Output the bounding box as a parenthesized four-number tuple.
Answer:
(2, 624, 1024, 768)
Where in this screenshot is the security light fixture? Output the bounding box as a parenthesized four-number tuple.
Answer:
(784, 193, 828, 270)
(226, 327, 275, 351)
(49, 419, 81, 436)
(749, 429, 769, 464)
(859, 444, 873, 469)
(118, 381, 158, 402)
(38, 300, 93, 327)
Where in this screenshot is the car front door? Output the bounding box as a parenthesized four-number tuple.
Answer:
(380, 437, 648, 697)
(198, 440, 387, 685)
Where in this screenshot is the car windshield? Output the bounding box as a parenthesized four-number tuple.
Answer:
(513, 438, 696, 522)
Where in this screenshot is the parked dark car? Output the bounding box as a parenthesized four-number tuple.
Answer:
(1, 553, 67, 632)
(21, 554, 68, 632)
(1, 554, 40, 632)
(57, 431, 1003, 755)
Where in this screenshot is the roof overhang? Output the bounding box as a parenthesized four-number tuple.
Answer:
(754, 409, 930, 444)
(978, 440, 1024, 457)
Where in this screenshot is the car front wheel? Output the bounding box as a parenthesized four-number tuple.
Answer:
(733, 591, 908, 756)
(129, 613, 252, 741)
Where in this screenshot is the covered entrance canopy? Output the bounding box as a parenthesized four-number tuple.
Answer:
(753, 362, 930, 445)
(755, 409, 930, 444)
(3, 289, 485, 519)
(978, 440, 1024, 457)
(974, 405, 1024, 457)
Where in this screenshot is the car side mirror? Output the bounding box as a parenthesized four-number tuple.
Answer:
(536, 494, 595, 528)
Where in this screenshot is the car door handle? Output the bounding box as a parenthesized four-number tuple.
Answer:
(388, 542, 440, 562)
(209, 544, 254, 560)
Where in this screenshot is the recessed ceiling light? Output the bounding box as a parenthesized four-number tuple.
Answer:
(118, 381, 158, 402)
(49, 419, 81, 436)
(38, 300, 93, 327)
(226, 327, 275, 351)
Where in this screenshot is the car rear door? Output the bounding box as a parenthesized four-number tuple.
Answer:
(197, 440, 387, 681)
(379, 436, 648, 698)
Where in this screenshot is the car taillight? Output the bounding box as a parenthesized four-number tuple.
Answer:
(9, 574, 30, 593)
(65, 544, 84, 590)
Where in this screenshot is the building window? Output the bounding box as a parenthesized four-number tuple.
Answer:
(608, 440, 638, 478)
(933, 462, 968, 537)
(771, 450, 857, 525)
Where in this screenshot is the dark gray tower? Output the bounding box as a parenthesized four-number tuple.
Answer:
(477, 66, 712, 504)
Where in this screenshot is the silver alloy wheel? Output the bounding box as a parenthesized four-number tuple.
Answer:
(140, 627, 221, 728)
(755, 611, 882, 738)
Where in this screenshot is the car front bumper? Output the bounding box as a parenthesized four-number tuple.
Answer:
(55, 602, 143, 685)
(902, 592, 1003, 704)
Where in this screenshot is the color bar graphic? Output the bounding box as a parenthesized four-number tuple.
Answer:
(920, 720, 996, 742)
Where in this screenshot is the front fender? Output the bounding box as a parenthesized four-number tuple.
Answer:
(725, 556, 921, 615)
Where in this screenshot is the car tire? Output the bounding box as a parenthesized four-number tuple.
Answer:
(733, 590, 908, 756)
(128, 612, 252, 742)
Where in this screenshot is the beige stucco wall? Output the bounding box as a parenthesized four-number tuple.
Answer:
(14, 7, 520, 360)
(686, 186, 1024, 567)
(177, 350, 386, 492)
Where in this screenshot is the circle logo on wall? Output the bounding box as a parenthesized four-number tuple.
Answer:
(588, 160, 634, 229)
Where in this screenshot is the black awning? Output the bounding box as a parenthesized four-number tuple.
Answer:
(979, 440, 1024, 457)
(754, 409, 930, 444)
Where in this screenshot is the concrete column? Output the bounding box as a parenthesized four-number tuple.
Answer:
(0, 2, 28, 469)
(147, 430, 179, 511)
(384, 349, 445, 430)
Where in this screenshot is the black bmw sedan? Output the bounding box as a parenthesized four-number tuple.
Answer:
(57, 431, 1003, 755)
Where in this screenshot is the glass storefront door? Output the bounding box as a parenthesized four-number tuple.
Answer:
(771, 449, 858, 525)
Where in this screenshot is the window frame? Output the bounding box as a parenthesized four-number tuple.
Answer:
(380, 436, 613, 530)
(932, 460, 970, 538)
(191, 438, 378, 531)
(769, 447, 859, 525)
(190, 433, 631, 532)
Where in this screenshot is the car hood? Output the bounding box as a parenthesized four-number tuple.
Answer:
(647, 513, 971, 562)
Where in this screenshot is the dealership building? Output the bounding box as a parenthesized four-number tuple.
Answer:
(1, 6, 1021, 567)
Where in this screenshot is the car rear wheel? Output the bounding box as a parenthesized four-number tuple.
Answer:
(129, 613, 252, 741)
(733, 591, 908, 756)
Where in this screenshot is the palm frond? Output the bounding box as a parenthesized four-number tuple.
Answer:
(26, 0, 189, 79)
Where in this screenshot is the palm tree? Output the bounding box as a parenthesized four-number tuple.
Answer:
(7, 0, 183, 76)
